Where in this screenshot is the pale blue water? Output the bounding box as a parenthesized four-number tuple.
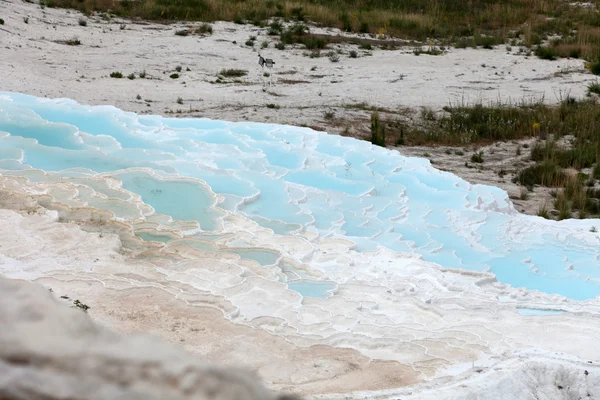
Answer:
(1, 92, 600, 300)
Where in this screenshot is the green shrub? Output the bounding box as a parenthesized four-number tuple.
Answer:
(370, 112, 386, 147)
(127, 73, 135, 80)
(110, 71, 123, 78)
(195, 23, 212, 34)
(517, 162, 565, 187)
(170, 73, 179, 79)
(470, 151, 484, 163)
(588, 81, 600, 96)
(219, 69, 247, 77)
(535, 46, 557, 60)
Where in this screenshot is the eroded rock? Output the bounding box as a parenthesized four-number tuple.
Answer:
(0, 276, 292, 400)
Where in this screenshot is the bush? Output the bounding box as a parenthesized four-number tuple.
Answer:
(196, 23, 212, 34)
(219, 69, 247, 77)
(275, 42, 285, 50)
(245, 39, 255, 46)
(177, 97, 183, 104)
(588, 81, 600, 96)
(370, 112, 386, 147)
(78, 18, 87, 26)
(139, 70, 147, 78)
(127, 73, 135, 80)
(328, 51, 340, 62)
(170, 73, 179, 79)
(517, 163, 565, 187)
(110, 71, 123, 78)
(471, 151, 484, 163)
(591, 59, 600, 75)
(349, 50, 358, 58)
(0, 19, 4, 25)
(65, 37, 81, 45)
(535, 46, 557, 60)
(175, 65, 182, 72)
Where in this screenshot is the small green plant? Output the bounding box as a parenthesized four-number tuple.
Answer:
(65, 37, 81, 46)
(266, 103, 280, 109)
(534, 46, 557, 60)
(590, 58, 600, 76)
(370, 112, 386, 147)
(110, 71, 123, 78)
(175, 65, 182, 72)
(139, 70, 147, 78)
(219, 69, 247, 77)
(170, 73, 179, 79)
(275, 42, 285, 50)
(261, 40, 269, 49)
(519, 186, 529, 200)
(328, 51, 340, 62)
(73, 299, 90, 312)
(455, 150, 464, 156)
(177, 97, 183, 104)
(136, 94, 142, 100)
(588, 81, 600, 96)
(537, 202, 550, 219)
(175, 29, 190, 36)
(0, 19, 4, 25)
(349, 50, 358, 58)
(471, 151, 484, 163)
(127, 73, 135, 80)
(245, 39, 255, 46)
(324, 110, 335, 120)
(196, 23, 212, 35)
(78, 18, 87, 26)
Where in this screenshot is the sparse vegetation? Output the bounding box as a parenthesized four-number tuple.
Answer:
(78, 17, 87, 26)
(136, 94, 142, 100)
(73, 299, 90, 312)
(177, 97, 183, 104)
(40, 0, 600, 60)
(109, 71, 123, 78)
(349, 50, 358, 58)
(127, 73, 135, 80)
(175, 65, 182, 72)
(175, 29, 190, 36)
(0, 18, 4, 25)
(266, 103, 280, 109)
(139, 70, 147, 78)
(170, 73, 179, 79)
